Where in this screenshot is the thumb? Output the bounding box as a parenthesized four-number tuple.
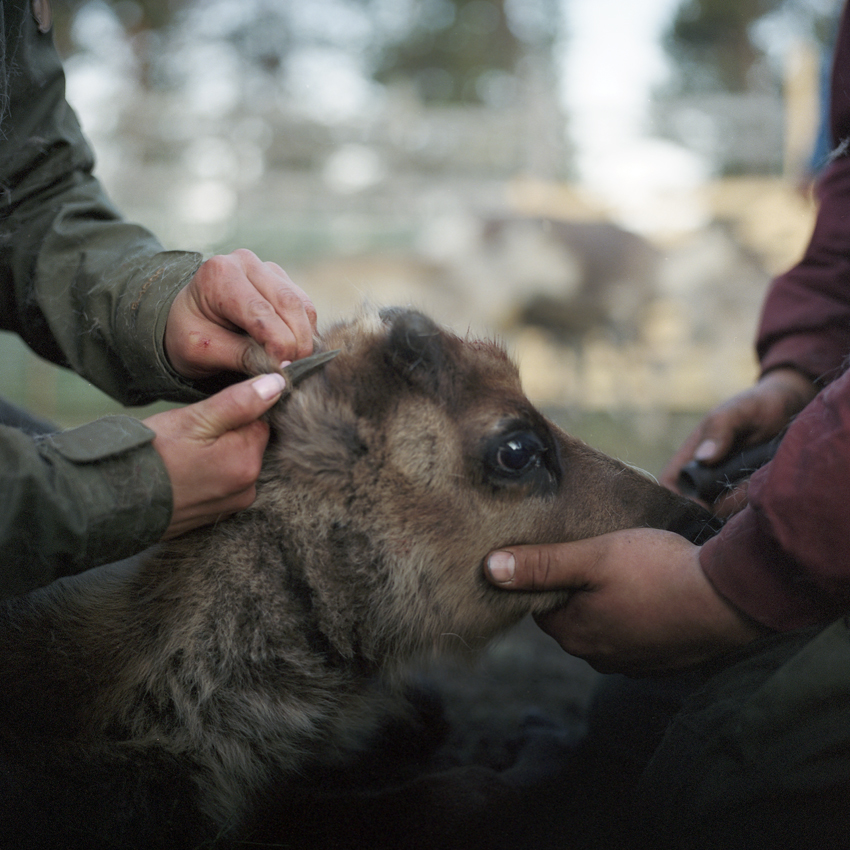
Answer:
(486, 541, 593, 591)
(692, 432, 735, 466)
(192, 373, 286, 439)
(691, 402, 762, 466)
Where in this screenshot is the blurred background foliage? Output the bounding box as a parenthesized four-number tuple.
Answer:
(667, 0, 837, 92)
(46, 0, 836, 98)
(3, 0, 842, 472)
(50, 0, 560, 102)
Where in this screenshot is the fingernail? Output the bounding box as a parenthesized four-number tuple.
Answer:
(279, 360, 292, 370)
(253, 373, 286, 401)
(487, 551, 515, 584)
(694, 440, 718, 462)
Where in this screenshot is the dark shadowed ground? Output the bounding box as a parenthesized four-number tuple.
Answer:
(412, 617, 599, 774)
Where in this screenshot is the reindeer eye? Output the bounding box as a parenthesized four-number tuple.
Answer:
(489, 431, 546, 477)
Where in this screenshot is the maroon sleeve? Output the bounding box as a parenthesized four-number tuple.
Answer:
(757, 160, 850, 382)
(709, 2, 850, 630)
(756, 0, 850, 383)
(701, 367, 850, 630)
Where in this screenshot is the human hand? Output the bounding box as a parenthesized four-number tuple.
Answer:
(660, 368, 817, 514)
(144, 372, 286, 538)
(165, 249, 317, 380)
(485, 529, 767, 675)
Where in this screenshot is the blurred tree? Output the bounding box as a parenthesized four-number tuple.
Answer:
(52, 0, 561, 108)
(665, 0, 839, 93)
(369, 0, 559, 104)
(51, 0, 188, 53)
(665, 0, 782, 92)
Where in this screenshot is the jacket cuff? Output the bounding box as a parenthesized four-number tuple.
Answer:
(112, 250, 208, 403)
(759, 330, 850, 386)
(700, 508, 828, 632)
(34, 416, 172, 568)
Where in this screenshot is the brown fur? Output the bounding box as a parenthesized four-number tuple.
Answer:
(0, 307, 714, 847)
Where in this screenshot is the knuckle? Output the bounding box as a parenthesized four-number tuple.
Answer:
(234, 486, 258, 511)
(218, 461, 256, 498)
(536, 550, 557, 588)
(238, 456, 264, 490)
(244, 300, 279, 337)
(525, 548, 554, 590)
(199, 253, 232, 279)
(305, 300, 318, 326)
(231, 456, 258, 486)
(269, 284, 303, 311)
(295, 336, 315, 359)
(247, 298, 276, 318)
(232, 247, 257, 265)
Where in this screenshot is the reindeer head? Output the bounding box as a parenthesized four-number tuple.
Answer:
(250, 307, 715, 665)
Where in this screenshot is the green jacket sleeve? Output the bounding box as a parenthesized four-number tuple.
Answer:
(0, 0, 205, 405)
(0, 3, 204, 597)
(0, 416, 172, 600)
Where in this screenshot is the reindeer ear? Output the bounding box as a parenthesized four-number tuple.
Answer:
(382, 309, 445, 394)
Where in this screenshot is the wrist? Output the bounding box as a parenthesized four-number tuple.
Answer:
(758, 367, 818, 412)
(759, 365, 816, 392)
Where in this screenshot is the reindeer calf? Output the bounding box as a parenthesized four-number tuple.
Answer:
(0, 308, 713, 848)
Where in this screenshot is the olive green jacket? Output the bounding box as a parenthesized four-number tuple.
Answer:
(1, 0, 207, 597)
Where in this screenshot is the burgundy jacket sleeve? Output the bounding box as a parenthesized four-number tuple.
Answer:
(701, 369, 850, 630)
(701, 1, 850, 630)
(757, 159, 850, 383)
(756, 0, 850, 384)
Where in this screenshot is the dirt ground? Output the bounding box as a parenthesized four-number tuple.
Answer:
(411, 616, 599, 774)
